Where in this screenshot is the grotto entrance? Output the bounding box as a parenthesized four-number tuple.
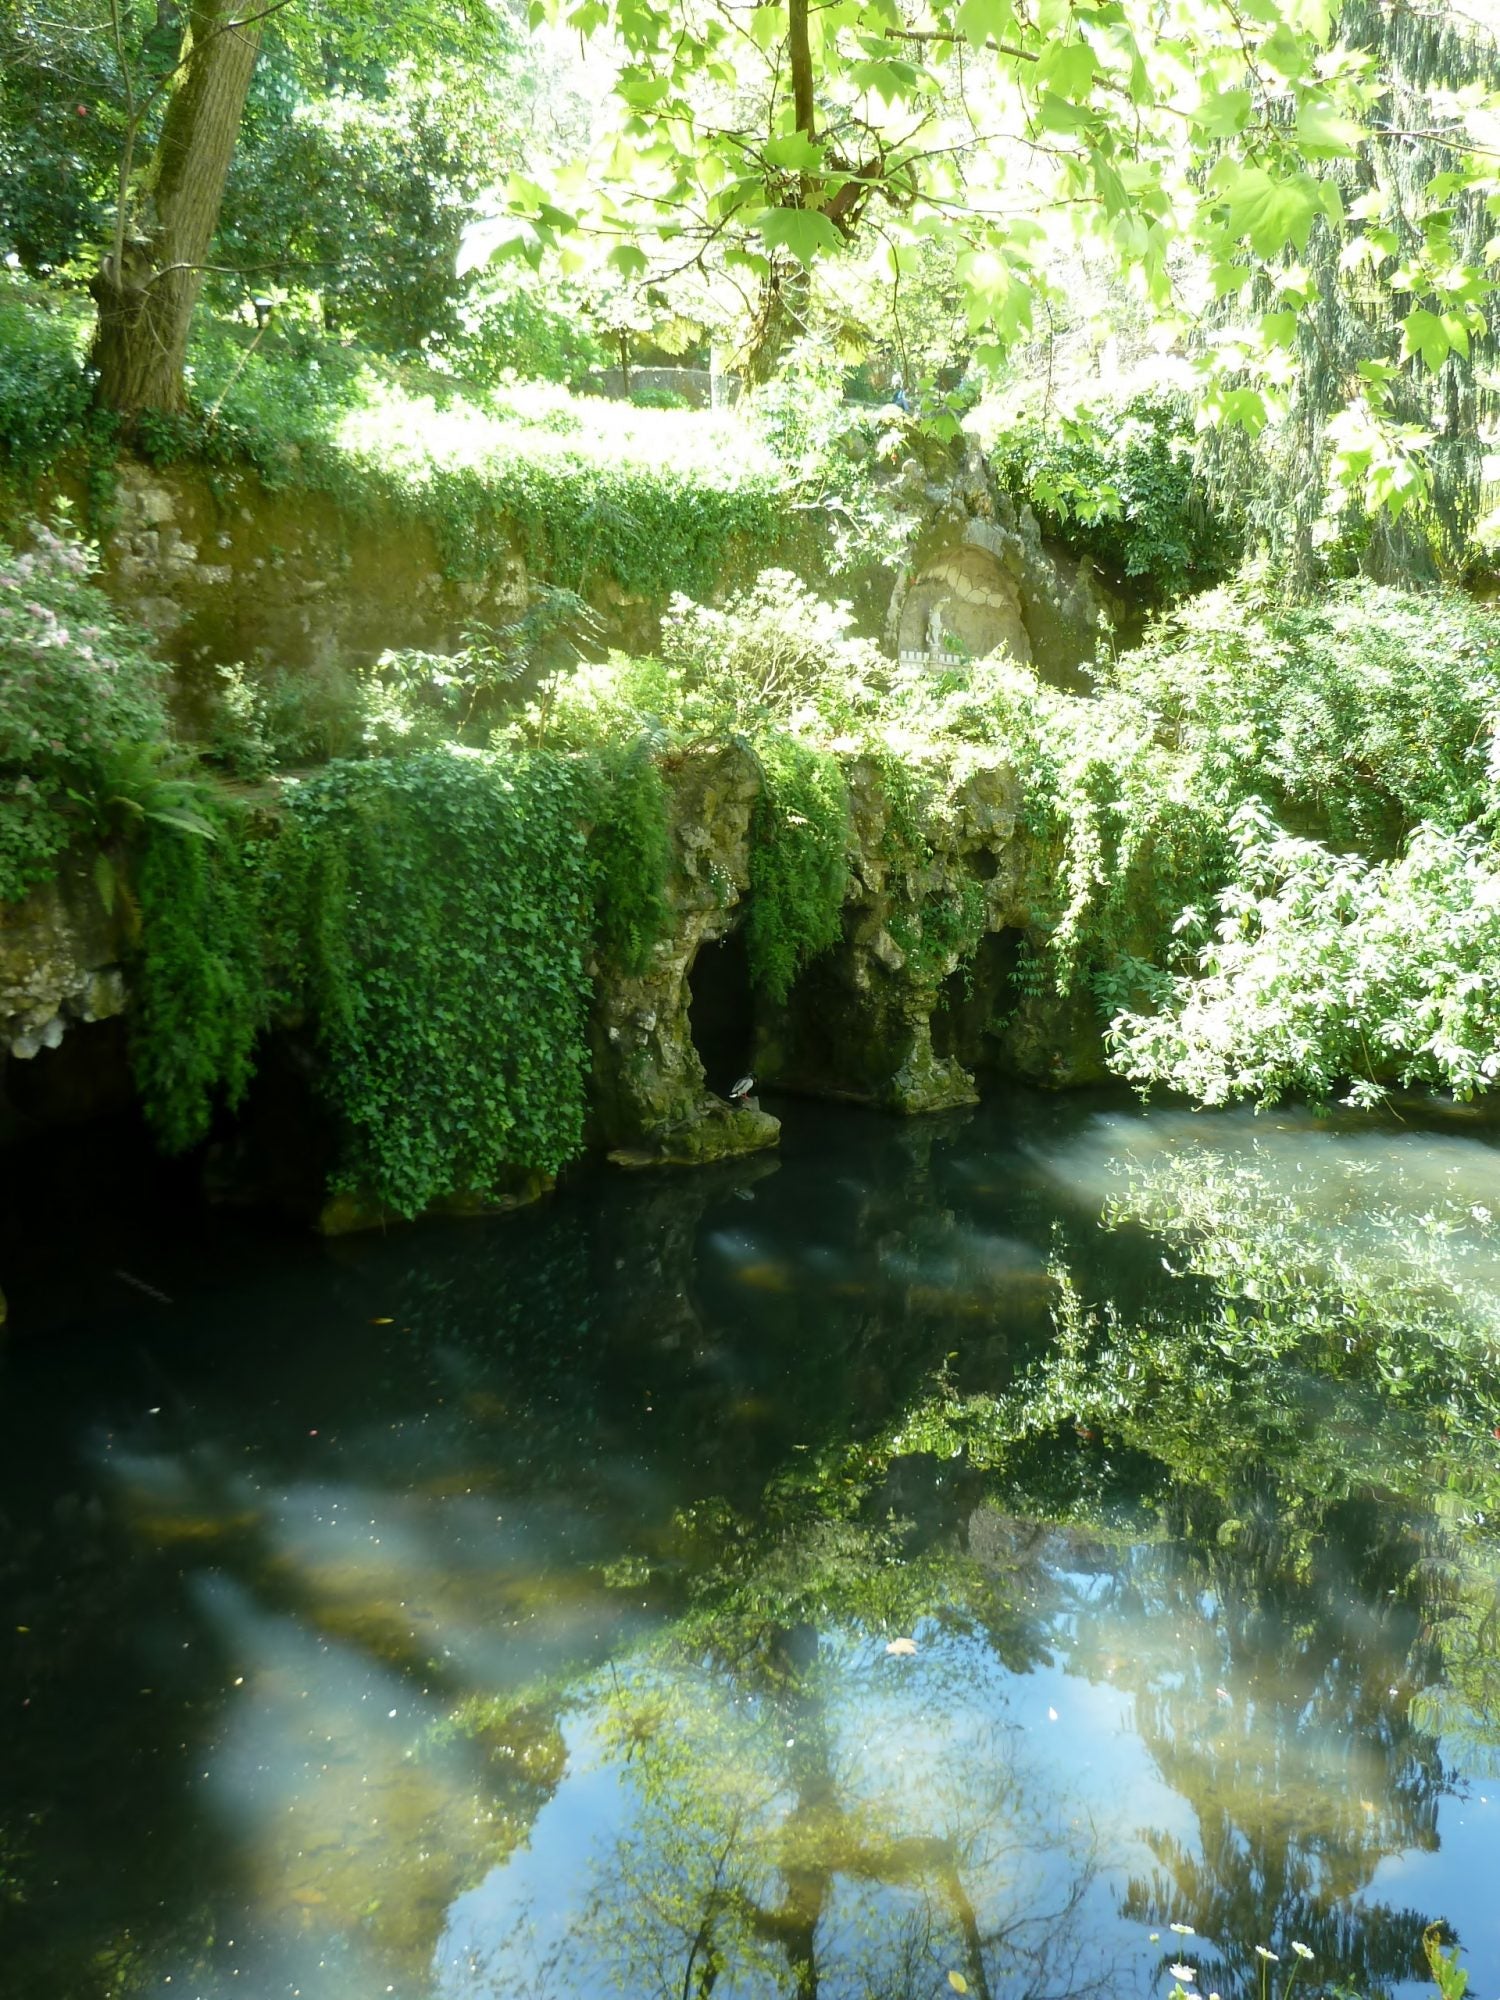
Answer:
(930, 928, 1023, 1075)
(687, 925, 757, 1098)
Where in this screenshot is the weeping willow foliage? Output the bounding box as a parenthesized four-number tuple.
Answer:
(1203, 0, 1500, 584)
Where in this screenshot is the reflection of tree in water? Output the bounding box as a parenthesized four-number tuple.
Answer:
(586, 1657, 1101, 2000)
(900, 1122, 1500, 1997)
(446, 1598, 1108, 2000)
(1082, 1519, 1442, 1995)
(433, 1107, 1500, 1999)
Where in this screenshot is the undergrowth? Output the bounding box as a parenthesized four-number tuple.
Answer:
(0, 524, 174, 902)
(587, 745, 674, 977)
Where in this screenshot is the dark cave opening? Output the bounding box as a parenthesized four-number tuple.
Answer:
(687, 926, 757, 1096)
(931, 928, 1022, 1072)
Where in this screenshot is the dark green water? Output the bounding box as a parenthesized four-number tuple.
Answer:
(5, 1090, 1500, 2000)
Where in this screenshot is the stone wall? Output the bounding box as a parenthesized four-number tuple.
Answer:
(1, 860, 126, 1068)
(13, 459, 674, 699)
(102, 462, 534, 681)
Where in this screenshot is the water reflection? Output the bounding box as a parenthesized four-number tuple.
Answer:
(3, 1092, 1500, 1996)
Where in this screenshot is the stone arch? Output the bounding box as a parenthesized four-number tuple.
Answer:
(893, 542, 1031, 669)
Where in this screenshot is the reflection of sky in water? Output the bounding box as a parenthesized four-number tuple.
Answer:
(433, 1624, 1180, 2000)
(7, 1092, 1500, 1996)
(431, 1548, 1497, 2000)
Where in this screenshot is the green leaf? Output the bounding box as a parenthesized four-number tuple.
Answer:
(848, 57, 921, 103)
(955, 0, 1016, 50)
(1039, 90, 1093, 134)
(608, 243, 649, 278)
(748, 4, 783, 50)
(764, 132, 825, 172)
(1037, 38, 1097, 97)
(1193, 87, 1251, 136)
(1295, 95, 1361, 154)
(758, 206, 844, 265)
(1401, 307, 1450, 370)
(1214, 163, 1326, 257)
(1441, 312, 1472, 360)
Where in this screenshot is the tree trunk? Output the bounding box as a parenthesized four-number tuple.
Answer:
(742, 0, 816, 384)
(741, 260, 810, 383)
(89, 0, 263, 418)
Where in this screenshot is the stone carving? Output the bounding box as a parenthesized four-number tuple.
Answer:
(886, 441, 1115, 686)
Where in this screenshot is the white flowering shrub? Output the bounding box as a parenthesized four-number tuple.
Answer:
(0, 524, 169, 902)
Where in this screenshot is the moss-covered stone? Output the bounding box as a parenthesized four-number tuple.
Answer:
(591, 743, 783, 1166)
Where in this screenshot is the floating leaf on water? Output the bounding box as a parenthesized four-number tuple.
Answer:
(886, 1636, 918, 1656)
(370, 1317, 394, 1325)
(948, 1975, 969, 1994)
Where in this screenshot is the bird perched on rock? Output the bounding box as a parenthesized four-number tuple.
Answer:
(728, 1074, 756, 1104)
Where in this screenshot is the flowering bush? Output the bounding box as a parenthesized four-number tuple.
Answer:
(0, 524, 169, 902)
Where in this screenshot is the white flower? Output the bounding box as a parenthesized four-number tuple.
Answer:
(1169, 1965, 1196, 1983)
(1291, 1943, 1314, 1962)
(1255, 1947, 1280, 1963)
(1170, 1923, 1196, 1936)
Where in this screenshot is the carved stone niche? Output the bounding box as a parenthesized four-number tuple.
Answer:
(894, 542, 1032, 669)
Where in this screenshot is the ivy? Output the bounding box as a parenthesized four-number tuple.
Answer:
(129, 803, 267, 1154)
(268, 749, 595, 1215)
(746, 736, 850, 1003)
(587, 744, 673, 977)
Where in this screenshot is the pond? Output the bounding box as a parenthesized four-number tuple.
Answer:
(4, 1088, 1500, 2000)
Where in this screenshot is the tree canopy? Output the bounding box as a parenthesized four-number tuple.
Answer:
(3, 0, 1499, 548)
(476, 0, 1500, 536)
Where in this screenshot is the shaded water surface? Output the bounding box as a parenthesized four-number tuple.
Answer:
(5, 1091, 1500, 2000)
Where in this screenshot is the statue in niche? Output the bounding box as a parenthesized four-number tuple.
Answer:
(925, 602, 947, 661)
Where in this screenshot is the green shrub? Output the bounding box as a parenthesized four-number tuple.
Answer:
(0, 288, 101, 478)
(748, 341, 913, 579)
(1112, 806, 1500, 1106)
(269, 749, 594, 1215)
(444, 278, 605, 391)
(987, 389, 1236, 602)
(629, 383, 688, 410)
(746, 736, 850, 1003)
(1101, 577, 1500, 854)
(658, 568, 886, 733)
(0, 525, 172, 902)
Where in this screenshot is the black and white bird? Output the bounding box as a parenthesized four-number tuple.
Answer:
(728, 1074, 756, 1104)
